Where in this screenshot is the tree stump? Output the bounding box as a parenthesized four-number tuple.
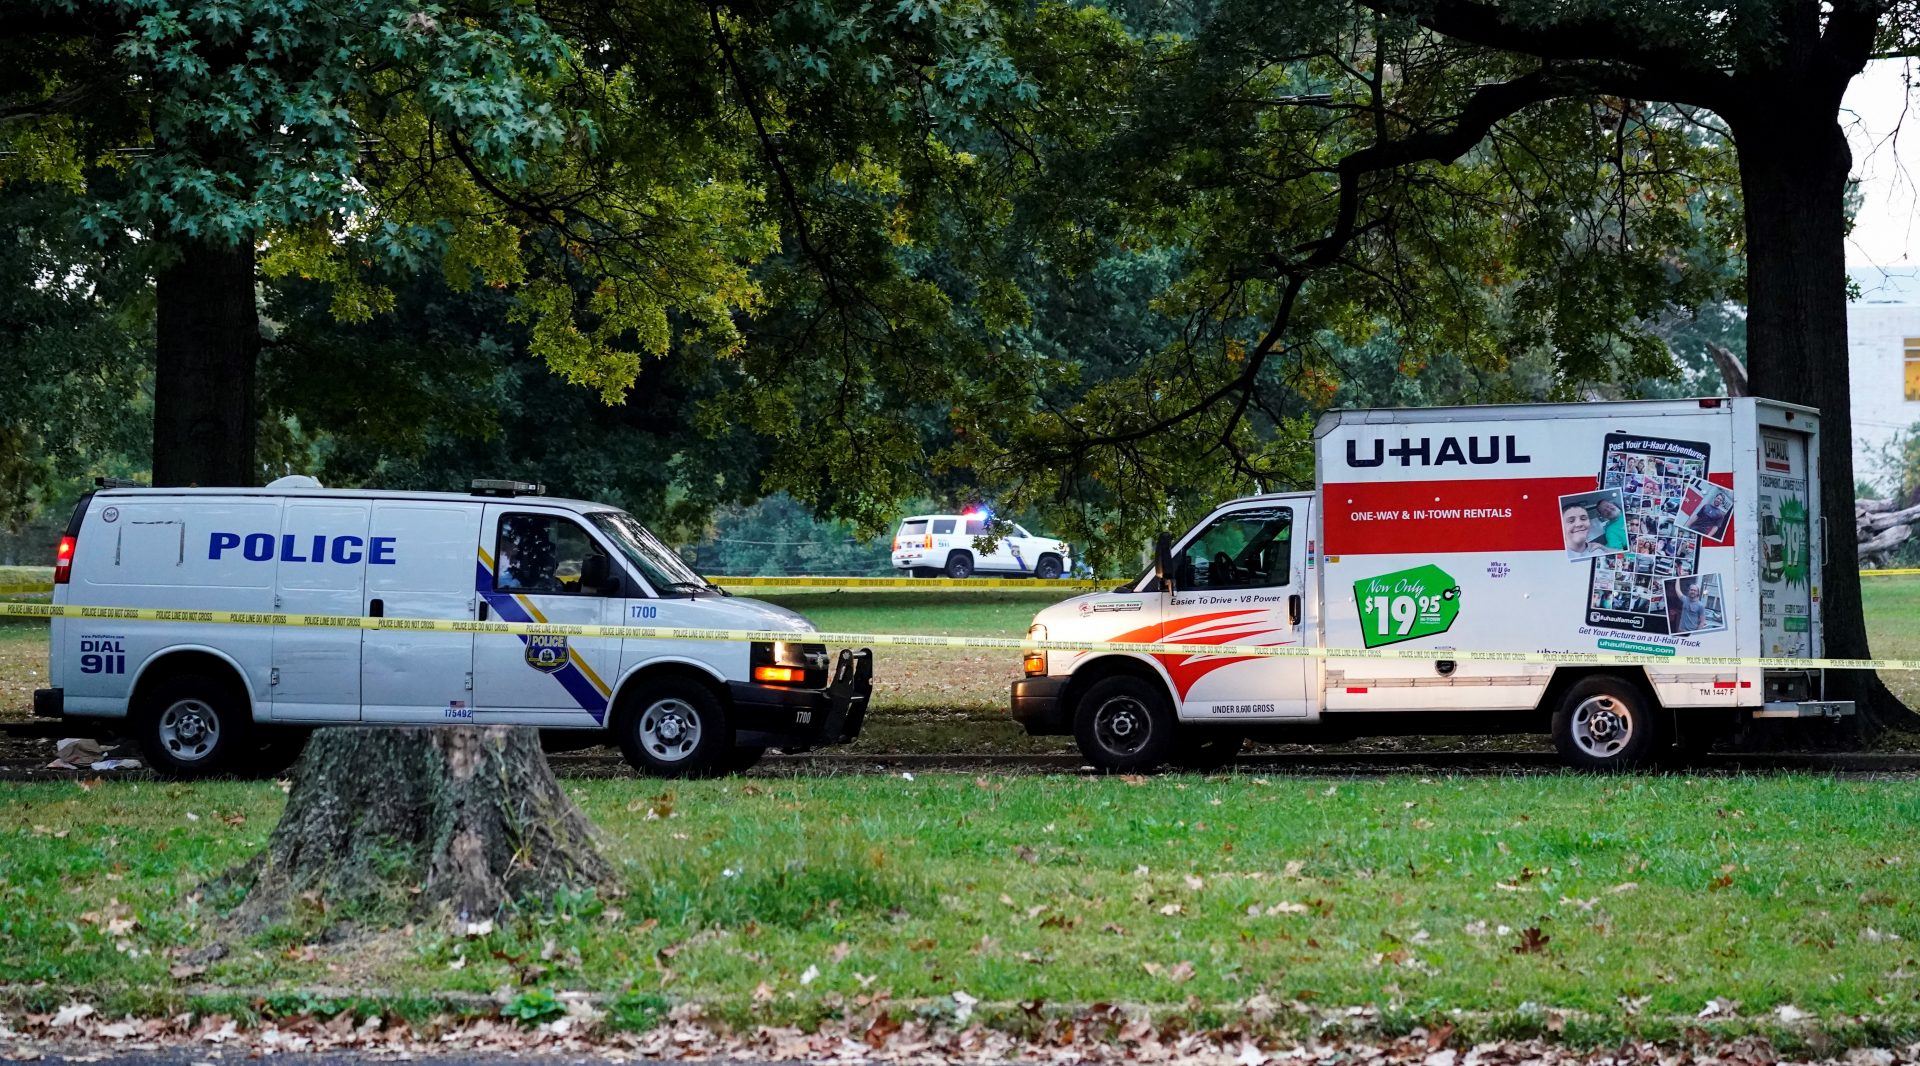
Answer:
(219, 727, 617, 930)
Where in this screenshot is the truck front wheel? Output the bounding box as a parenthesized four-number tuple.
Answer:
(1074, 675, 1175, 772)
(1552, 676, 1662, 770)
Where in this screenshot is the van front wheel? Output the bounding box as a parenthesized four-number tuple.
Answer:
(1552, 676, 1661, 771)
(137, 673, 251, 779)
(1074, 675, 1175, 773)
(616, 679, 728, 778)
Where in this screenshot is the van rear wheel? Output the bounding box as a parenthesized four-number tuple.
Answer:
(616, 679, 728, 778)
(1074, 675, 1175, 773)
(136, 673, 251, 779)
(1552, 675, 1662, 771)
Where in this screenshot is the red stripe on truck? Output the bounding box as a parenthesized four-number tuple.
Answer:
(1322, 472, 1736, 555)
(1323, 476, 1599, 555)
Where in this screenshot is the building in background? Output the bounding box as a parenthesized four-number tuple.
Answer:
(1847, 265, 1920, 492)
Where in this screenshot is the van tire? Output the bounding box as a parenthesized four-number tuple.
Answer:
(136, 673, 252, 779)
(944, 552, 974, 579)
(1169, 731, 1242, 771)
(1074, 674, 1175, 773)
(1552, 675, 1662, 771)
(616, 678, 729, 778)
(1034, 554, 1063, 580)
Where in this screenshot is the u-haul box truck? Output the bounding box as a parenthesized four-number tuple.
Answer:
(1012, 398, 1848, 770)
(34, 479, 872, 779)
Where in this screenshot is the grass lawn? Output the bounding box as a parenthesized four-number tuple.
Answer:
(1, 773, 1918, 1044)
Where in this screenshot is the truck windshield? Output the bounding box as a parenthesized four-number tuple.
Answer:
(589, 512, 713, 595)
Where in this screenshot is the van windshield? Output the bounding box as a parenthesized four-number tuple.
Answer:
(590, 512, 713, 595)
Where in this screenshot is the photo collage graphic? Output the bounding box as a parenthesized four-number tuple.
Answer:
(1559, 433, 1729, 637)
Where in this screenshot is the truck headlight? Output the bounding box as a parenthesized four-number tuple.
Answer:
(1023, 623, 1048, 677)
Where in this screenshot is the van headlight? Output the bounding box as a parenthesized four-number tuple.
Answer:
(752, 640, 828, 685)
(1023, 623, 1048, 677)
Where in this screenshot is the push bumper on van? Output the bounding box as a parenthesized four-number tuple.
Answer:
(728, 648, 874, 750)
(1010, 676, 1071, 736)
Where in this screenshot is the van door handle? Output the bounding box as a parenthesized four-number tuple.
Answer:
(478, 601, 490, 622)
(368, 598, 384, 618)
(1289, 594, 1301, 626)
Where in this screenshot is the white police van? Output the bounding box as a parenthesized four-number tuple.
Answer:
(33, 479, 872, 779)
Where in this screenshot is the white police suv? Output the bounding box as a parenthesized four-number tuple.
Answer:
(34, 479, 872, 779)
(890, 512, 1071, 579)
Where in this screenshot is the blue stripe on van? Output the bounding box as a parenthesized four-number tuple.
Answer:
(474, 560, 611, 724)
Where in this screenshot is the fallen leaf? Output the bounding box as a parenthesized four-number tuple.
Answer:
(1510, 926, 1551, 955)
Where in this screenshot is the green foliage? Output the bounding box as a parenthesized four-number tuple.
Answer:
(606, 988, 671, 1031)
(690, 493, 896, 577)
(0, 182, 152, 530)
(499, 988, 567, 1026)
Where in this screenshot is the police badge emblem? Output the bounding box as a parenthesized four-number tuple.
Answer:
(525, 634, 569, 674)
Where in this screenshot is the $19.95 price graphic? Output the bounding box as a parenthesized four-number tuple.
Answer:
(1354, 564, 1461, 649)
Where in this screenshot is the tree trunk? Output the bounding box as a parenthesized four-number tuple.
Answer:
(1732, 99, 1914, 730)
(218, 727, 617, 931)
(152, 238, 259, 487)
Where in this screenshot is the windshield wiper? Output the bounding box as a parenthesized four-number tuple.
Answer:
(659, 580, 708, 598)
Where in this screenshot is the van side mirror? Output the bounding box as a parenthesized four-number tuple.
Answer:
(582, 553, 618, 595)
(1154, 532, 1176, 594)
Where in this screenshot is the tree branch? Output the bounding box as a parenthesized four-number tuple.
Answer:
(1356, 0, 1738, 111)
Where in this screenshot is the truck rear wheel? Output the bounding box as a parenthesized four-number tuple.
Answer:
(1074, 675, 1175, 772)
(1552, 676, 1662, 771)
(944, 552, 974, 579)
(616, 679, 729, 778)
(136, 672, 252, 780)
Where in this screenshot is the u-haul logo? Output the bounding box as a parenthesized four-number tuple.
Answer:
(1345, 435, 1532, 468)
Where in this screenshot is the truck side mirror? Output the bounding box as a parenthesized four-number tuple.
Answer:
(1154, 532, 1176, 594)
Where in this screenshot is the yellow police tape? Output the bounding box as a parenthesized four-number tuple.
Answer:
(707, 576, 1099, 589)
(2, 572, 1913, 596)
(0, 599, 1911, 673)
